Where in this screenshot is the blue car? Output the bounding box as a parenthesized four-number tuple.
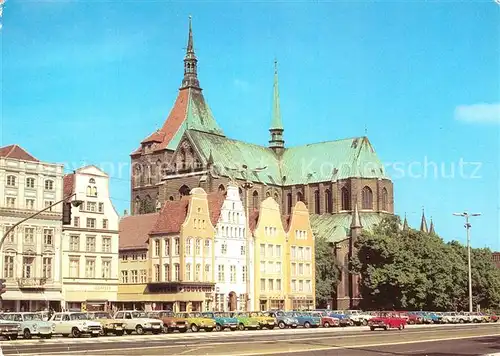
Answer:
(202, 312, 238, 331)
(289, 311, 321, 328)
(327, 311, 353, 326)
(265, 311, 299, 329)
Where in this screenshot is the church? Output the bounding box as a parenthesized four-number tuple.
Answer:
(129, 18, 394, 309)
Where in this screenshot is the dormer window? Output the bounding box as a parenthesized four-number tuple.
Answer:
(89, 178, 96, 184)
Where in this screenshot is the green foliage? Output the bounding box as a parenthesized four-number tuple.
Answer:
(352, 215, 500, 311)
(315, 235, 340, 308)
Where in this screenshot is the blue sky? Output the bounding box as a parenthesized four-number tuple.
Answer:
(1, 1, 499, 249)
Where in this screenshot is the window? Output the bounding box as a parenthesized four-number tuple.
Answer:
(6, 175, 16, 187)
(4, 225, 14, 243)
(140, 269, 147, 283)
(70, 258, 80, 278)
(298, 247, 304, 260)
(291, 246, 296, 259)
(195, 264, 201, 281)
(260, 261, 266, 273)
(382, 187, 388, 211)
(362, 186, 373, 210)
(341, 187, 351, 210)
(221, 243, 227, 255)
(296, 191, 303, 202)
(218, 265, 225, 283)
(154, 264, 160, 282)
(305, 247, 311, 260)
(276, 262, 282, 273)
(131, 270, 138, 283)
(4, 255, 14, 278)
(314, 190, 320, 214)
(6, 197, 16, 208)
(43, 229, 53, 245)
(267, 244, 274, 257)
(102, 260, 111, 278)
(291, 263, 296, 276)
(26, 177, 35, 188)
(204, 240, 211, 255)
(154, 240, 160, 256)
(44, 200, 54, 211)
(174, 264, 180, 281)
(268, 279, 274, 291)
(44, 180, 54, 191)
(185, 263, 192, 281)
(121, 270, 128, 283)
(86, 218, 96, 229)
(252, 191, 259, 210)
(240, 245, 245, 255)
(24, 227, 34, 244)
(85, 259, 95, 278)
(86, 236, 96, 252)
(164, 239, 170, 255)
(204, 264, 211, 281)
(102, 237, 111, 253)
(98, 203, 104, 213)
(230, 265, 236, 283)
(174, 238, 180, 255)
(86, 202, 97, 212)
(25, 199, 35, 210)
(291, 279, 297, 292)
(325, 189, 332, 213)
(73, 216, 80, 227)
(275, 245, 282, 258)
(298, 263, 304, 275)
(164, 264, 170, 281)
(41, 257, 52, 279)
(299, 280, 304, 292)
(306, 263, 311, 275)
(260, 244, 265, 257)
(276, 279, 282, 291)
(195, 239, 201, 255)
(186, 238, 192, 255)
(70, 236, 79, 251)
(260, 278, 266, 291)
(102, 219, 108, 229)
(242, 266, 247, 283)
(306, 280, 312, 293)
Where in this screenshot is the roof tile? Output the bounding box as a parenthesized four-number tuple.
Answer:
(119, 213, 159, 250)
(0, 144, 39, 162)
(63, 174, 75, 197)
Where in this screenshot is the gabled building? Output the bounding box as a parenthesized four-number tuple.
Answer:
(213, 183, 249, 312)
(62, 166, 120, 312)
(0, 145, 64, 311)
(130, 18, 395, 308)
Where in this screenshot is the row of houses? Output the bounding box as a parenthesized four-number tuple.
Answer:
(0, 144, 315, 312)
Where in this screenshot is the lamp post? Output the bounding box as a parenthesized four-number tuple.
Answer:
(453, 211, 481, 313)
(225, 164, 267, 311)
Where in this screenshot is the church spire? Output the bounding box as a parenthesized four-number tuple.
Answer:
(181, 16, 201, 90)
(269, 59, 285, 154)
(420, 209, 428, 233)
(403, 213, 409, 231)
(350, 203, 363, 229)
(429, 217, 435, 234)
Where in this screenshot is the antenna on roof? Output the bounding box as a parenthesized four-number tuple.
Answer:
(364, 124, 368, 136)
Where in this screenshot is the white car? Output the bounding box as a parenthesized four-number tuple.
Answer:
(113, 310, 163, 335)
(441, 312, 458, 324)
(50, 312, 102, 338)
(345, 310, 373, 326)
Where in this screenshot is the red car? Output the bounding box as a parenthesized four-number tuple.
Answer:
(311, 312, 339, 328)
(368, 312, 407, 331)
(490, 314, 499, 323)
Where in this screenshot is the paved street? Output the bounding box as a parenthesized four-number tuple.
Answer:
(0, 323, 497, 355)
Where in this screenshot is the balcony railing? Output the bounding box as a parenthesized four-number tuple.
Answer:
(17, 278, 47, 289)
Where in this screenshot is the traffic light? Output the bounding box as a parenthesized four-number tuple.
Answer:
(0, 279, 6, 295)
(62, 202, 72, 225)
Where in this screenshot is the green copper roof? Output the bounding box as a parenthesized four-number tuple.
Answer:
(270, 61, 283, 130)
(281, 137, 388, 185)
(168, 89, 224, 150)
(310, 212, 389, 243)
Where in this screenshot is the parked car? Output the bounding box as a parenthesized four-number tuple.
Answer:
(248, 311, 276, 329)
(343, 310, 372, 326)
(148, 310, 188, 333)
(264, 311, 298, 329)
(309, 311, 339, 328)
(4, 312, 54, 339)
(327, 311, 352, 326)
(113, 310, 162, 335)
(368, 312, 406, 331)
(440, 312, 459, 324)
(50, 312, 101, 338)
(0, 314, 21, 340)
(176, 312, 216, 332)
(230, 312, 261, 331)
(202, 312, 238, 332)
(490, 314, 499, 323)
(289, 311, 321, 328)
(87, 312, 125, 336)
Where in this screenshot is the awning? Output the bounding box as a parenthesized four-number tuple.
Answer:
(2, 290, 62, 301)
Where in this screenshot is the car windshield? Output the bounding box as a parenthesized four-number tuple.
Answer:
(132, 312, 147, 318)
(159, 312, 174, 317)
(91, 312, 111, 319)
(310, 312, 322, 317)
(188, 313, 202, 318)
(250, 312, 263, 317)
(283, 312, 295, 317)
(70, 313, 89, 321)
(217, 312, 232, 318)
(203, 313, 214, 318)
(236, 313, 248, 317)
(23, 313, 42, 321)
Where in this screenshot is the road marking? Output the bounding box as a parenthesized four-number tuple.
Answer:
(224, 333, 500, 356)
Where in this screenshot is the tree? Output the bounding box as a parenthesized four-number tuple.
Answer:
(315, 235, 340, 308)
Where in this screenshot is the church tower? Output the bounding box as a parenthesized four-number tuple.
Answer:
(181, 16, 201, 90)
(269, 60, 285, 154)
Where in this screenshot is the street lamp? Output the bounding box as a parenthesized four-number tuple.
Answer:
(453, 211, 481, 313)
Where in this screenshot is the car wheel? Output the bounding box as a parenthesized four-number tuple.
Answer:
(215, 324, 222, 332)
(99, 328, 105, 336)
(238, 323, 245, 331)
(179, 329, 187, 333)
(398, 324, 403, 330)
(267, 325, 275, 330)
(205, 327, 214, 332)
(135, 325, 144, 335)
(191, 324, 199, 332)
(362, 319, 368, 326)
(126, 330, 133, 335)
(384, 326, 388, 331)
(163, 326, 170, 334)
(459, 319, 464, 324)
(9, 334, 18, 340)
(323, 322, 330, 328)
(290, 325, 297, 329)
(71, 328, 81, 338)
(115, 330, 124, 336)
(278, 321, 286, 329)
(304, 322, 311, 328)
(370, 326, 375, 331)
(23, 329, 32, 340)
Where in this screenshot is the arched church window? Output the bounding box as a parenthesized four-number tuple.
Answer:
(341, 187, 350, 211)
(362, 186, 373, 210)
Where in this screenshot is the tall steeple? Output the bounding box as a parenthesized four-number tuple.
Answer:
(429, 217, 435, 235)
(420, 209, 428, 233)
(350, 203, 363, 229)
(269, 59, 285, 154)
(402, 213, 409, 231)
(181, 16, 201, 90)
